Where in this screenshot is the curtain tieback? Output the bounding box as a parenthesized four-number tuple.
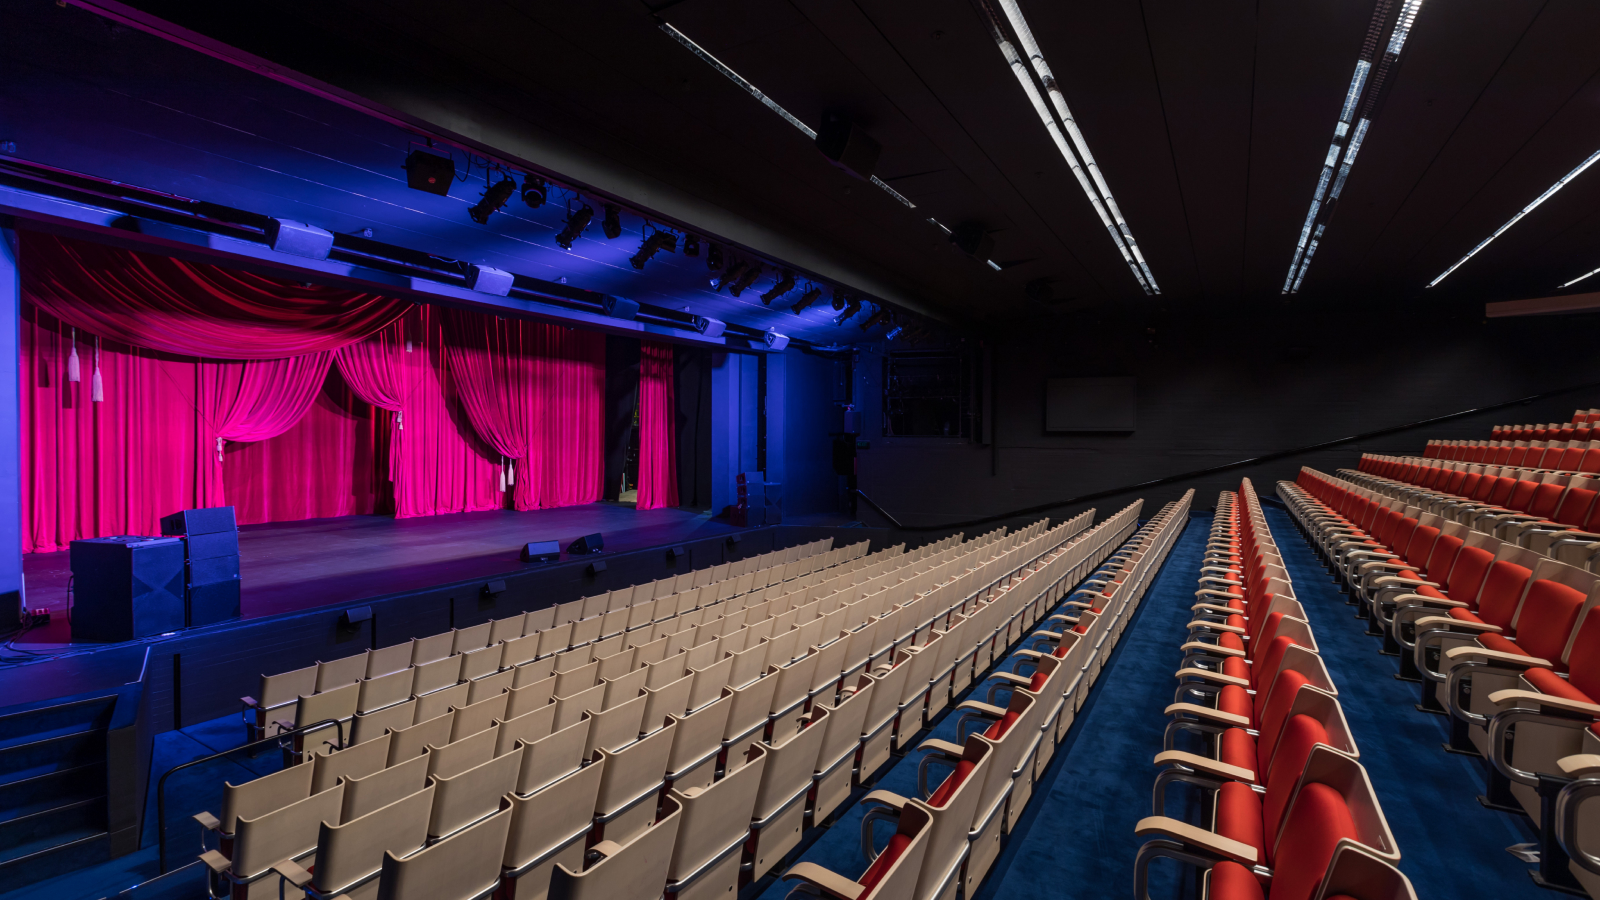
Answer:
(396, 409, 402, 430)
(216, 436, 225, 462)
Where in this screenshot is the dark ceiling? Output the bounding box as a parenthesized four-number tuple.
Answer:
(31, 0, 1600, 327)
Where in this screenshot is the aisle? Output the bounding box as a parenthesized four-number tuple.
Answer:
(1260, 502, 1545, 899)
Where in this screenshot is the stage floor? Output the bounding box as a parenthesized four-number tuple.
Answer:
(18, 503, 739, 646)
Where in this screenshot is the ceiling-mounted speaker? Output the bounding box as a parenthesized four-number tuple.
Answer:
(602, 294, 640, 320)
(267, 219, 334, 260)
(465, 264, 513, 296)
(694, 316, 726, 338)
(405, 150, 455, 196)
(950, 221, 994, 259)
(763, 331, 789, 352)
(816, 113, 882, 181)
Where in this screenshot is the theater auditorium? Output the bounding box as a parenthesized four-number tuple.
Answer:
(0, 3, 1596, 900)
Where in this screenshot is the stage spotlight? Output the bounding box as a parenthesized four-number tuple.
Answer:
(630, 230, 678, 269)
(469, 176, 517, 224)
(834, 296, 862, 325)
(521, 176, 547, 208)
(860, 306, 891, 331)
(706, 242, 723, 270)
(556, 205, 594, 249)
(831, 288, 847, 310)
(683, 234, 700, 257)
(760, 270, 796, 305)
(602, 204, 622, 239)
(404, 150, 455, 196)
(728, 264, 762, 297)
(791, 285, 822, 314)
(885, 324, 905, 341)
(715, 260, 747, 291)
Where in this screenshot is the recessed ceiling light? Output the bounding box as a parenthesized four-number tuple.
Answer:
(661, 23, 915, 210)
(1283, 0, 1425, 293)
(979, 0, 1157, 295)
(1430, 147, 1600, 288)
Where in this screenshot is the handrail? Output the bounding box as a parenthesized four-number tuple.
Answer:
(858, 378, 1600, 531)
(156, 718, 344, 873)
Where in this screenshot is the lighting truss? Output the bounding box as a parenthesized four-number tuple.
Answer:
(660, 23, 915, 209)
(1429, 147, 1600, 288)
(1283, 0, 1424, 294)
(977, 0, 1156, 294)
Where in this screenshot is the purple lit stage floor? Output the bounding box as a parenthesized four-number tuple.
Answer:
(18, 503, 740, 646)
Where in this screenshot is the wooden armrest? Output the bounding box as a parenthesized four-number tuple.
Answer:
(1013, 649, 1047, 660)
(917, 738, 967, 758)
(194, 811, 221, 831)
(957, 700, 1007, 718)
(783, 862, 865, 900)
(1188, 621, 1245, 635)
(1133, 816, 1258, 864)
(1153, 750, 1255, 784)
(1393, 594, 1465, 609)
(273, 859, 314, 888)
(859, 789, 910, 810)
(1444, 647, 1551, 668)
(1179, 641, 1244, 658)
(1414, 616, 1501, 634)
(240, 696, 258, 709)
(1194, 589, 1242, 600)
(989, 672, 1031, 686)
(1164, 702, 1250, 727)
(1190, 602, 1240, 615)
(1174, 668, 1248, 687)
(1559, 754, 1600, 778)
(1489, 688, 1600, 716)
(200, 850, 230, 874)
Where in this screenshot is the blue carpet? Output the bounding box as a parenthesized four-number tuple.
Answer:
(1260, 502, 1544, 900)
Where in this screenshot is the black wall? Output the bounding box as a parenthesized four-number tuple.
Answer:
(675, 346, 714, 510)
(854, 304, 1600, 529)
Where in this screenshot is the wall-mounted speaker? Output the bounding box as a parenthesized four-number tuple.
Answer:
(816, 113, 882, 181)
(466, 264, 514, 296)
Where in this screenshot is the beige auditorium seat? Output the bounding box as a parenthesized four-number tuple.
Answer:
(748, 706, 830, 881)
(203, 783, 344, 900)
(500, 760, 607, 900)
(781, 802, 932, 900)
(858, 736, 993, 900)
(549, 795, 683, 900)
(665, 743, 768, 900)
(365, 802, 512, 900)
(812, 675, 876, 825)
(271, 784, 432, 900)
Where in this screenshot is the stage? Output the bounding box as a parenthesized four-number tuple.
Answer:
(16, 502, 749, 647)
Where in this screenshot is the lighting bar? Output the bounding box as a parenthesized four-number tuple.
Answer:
(992, 0, 1157, 294)
(1560, 266, 1600, 290)
(1429, 147, 1600, 288)
(661, 23, 914, 209)
(1283, 0, 1424, 293)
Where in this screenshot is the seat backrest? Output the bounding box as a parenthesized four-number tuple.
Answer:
(1507, 578, 1589, 666)
(314, 784, 432, 895)
(911, 738, 993, 899)
(232, 783, 345, 878)
(1473, 559, 1535, 628)
(220, 761, 313, 835)
(504, 758, 606, 870)
(854, 804, 933, 900)
(378, 803, 513, 900)
(342, 752, 428, 821)
(550, 796, 681, 900)
(1317, 842, 1420, 900)
(667, 743, 768, 883)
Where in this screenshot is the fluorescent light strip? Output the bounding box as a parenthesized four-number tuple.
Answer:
(986, 259, 1002, 271)
(1429, 147, 1600, 288)
(660, 23, 914, 210)
(995, 0, 1158, 293)
(1560, 266, 1600, 289)
(1283, 0, 1424, 293)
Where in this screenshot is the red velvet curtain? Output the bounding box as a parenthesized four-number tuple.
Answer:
(636, 341, 679, 510)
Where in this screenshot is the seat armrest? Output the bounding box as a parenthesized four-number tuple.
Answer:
(1444, 647, 1551, 668)
(989, 672, 1032, 687)
(1188, 620, 1245, 635)
(1489, 688, 1600, 717)
(240, 696, 258, 709)
(200, 850, 230, 874)
(1153, 750, 1255, 784)
(859, 789, 910, 810)
(1559, 754, 1600, 778)
(917, 738, 967, 759)
(273, 859, 314, 889)
(194, 811, 221, 832)
(1394, 594, 1465, 610)
(783, 862, 866, 900)
(1132, 816, 1258, 865)
(1178, 641, 1244, 658)
(1413, 615, 1500, 634)
(1164, 702, 1249, 727)
(1174, 668, 1248, 687)
(957, 700, 1007, 718)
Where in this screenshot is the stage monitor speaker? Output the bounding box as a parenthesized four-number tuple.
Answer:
(567, 533, 604, 555)
(187, 579, 240, 628)
(70, 536, 186, 642)
(184, 530, 239, 561)
(522, 540, 561, 563)
(160, 506, 237, 537)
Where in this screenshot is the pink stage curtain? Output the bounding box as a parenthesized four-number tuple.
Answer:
(23, 231, 411, 357)
(636, 341, 679, 510)
(196, 354, 333, 507)
(443, 310, 605, 510)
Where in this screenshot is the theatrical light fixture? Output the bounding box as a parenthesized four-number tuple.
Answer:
(705, 242, 723, 270)
(728, 264, 762, 297)
(601, 204, 623, 239)
(521, 176, 547, 208)
(834, 296, 862, 325)
(831, 289, 847, 311)
(977, 0, 1156, 294)
(468, 176, 517, 224)
(760, 270, 796, 304)
(1430, 146, 1600, 288)
(985, 260, 1002, 272)
(404, 149, 455, 196)
(715, 260, 748, 291)
(684, 234, 700, 257)
(658, 22, 915, 209)
(555, 204, 593, 249)
(885, 325, 905, 341)
(859, 306, 891, 331)
(630, 230, 678, 269)
(1284, 0, 1425, 293)
(791, 285, 822, 314)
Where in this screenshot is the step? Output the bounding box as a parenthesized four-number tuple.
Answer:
(0, 730, 104, 783)
(0, 827, 109, 893)
(0, 798, 105, 859)
(0, 764, 105, 825)
(0, 696, 117, 750)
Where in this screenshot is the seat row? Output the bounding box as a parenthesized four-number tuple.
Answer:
(195, 510, 1137, 900)
(1488, 413, 1600, 442)
(1421, 439, 1600, 473)
(1280, 470, 1600, 895)
(1136, 480, 1416, 900)
(1345, 456, 1600, 567)
(781, 492, 1194, 900)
